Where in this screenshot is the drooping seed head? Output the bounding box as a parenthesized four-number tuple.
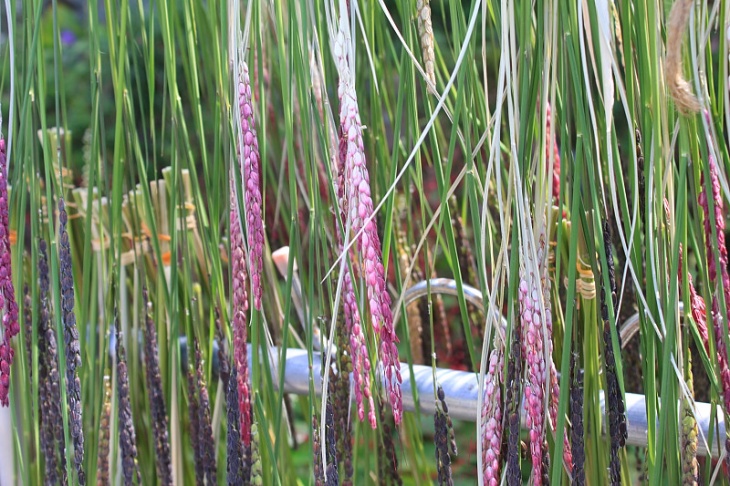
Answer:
(230, 177, 253, 445)
(333, 4, 402, 424)
(58, 198, 85, 485)
(415, 0, 436, 92)
(481, 336, 504, 486)
(235, 63, 266, 311)
(0, 138, 18, 407)
(518, 272, 547, 485)
(115, 323, 141, 486)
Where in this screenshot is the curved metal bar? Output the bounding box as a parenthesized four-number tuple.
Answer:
(619, 303, 685, 345)
(396, 280, 722, 456)
(402, 278, 645, 348)
(401, 278, 487, 312)
(397, 278, 507, 338)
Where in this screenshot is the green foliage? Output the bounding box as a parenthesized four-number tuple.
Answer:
(2, 0, 730, 484)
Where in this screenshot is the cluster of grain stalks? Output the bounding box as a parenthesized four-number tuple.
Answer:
(1, 0, 730, 484)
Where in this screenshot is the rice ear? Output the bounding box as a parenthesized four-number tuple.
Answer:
(96, 376, 112, 486)
(416, 0, 436, 93)
(570, 353, 585, 486)
(115, 321, 141, 486)
(480, 336, 504, 486)
(680, 349, 699, 486)
(58, 198, 86, 485)
(665, 0, 702, 114)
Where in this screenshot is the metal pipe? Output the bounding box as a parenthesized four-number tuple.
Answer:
(269, 345, 724, 457)
(399, 278, 488, 313)
(161, 276, 717, 456)
(393, 280, 721, 456)
(0, 405, 13, 485)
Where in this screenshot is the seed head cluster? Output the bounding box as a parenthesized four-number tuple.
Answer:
(600, 222, 626, 485)
(636, 129, 646, 223)
(314, 399, 339, 486)
(0, 138, 18, 407)
(697, 150, 730, 457)
(518, 272, 547, 485)
(415, 0, 436, 91)
(505, 315, 522, 486)
(679, 247, 709, 347)
(236, 62, 265, 310)
(537, 231, 572, 472)
(230, 176, 252, 445)
(59, 198, 85, 485)
(334, 306, 354, 485)
(142, 287, 172, 485)
(481, 336, 504, 486)
(226, 360, 248, 484)
(115, 323, 141, 486)
(187, 362, 203, 485)
(96, 376, 112, 486)
(193, 339, 217, 485)
(681, 350, 699, 486)
(38, 240, 65, 484)
(545, 103, 561, 202)
(250, 421, 263, 486)
(376, 395, 402, 485)
(340, 248, 376, 427)
(570, 353, 585, 486)
(333, 5, 402, 424)
(435, 385, 456, 486)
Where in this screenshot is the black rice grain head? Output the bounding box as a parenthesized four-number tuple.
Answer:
(35, 284, 52, 484)
(194, 338, 217, 485)
(23, 283, 31, 387)
(186, 360, 204, 485)
(437, 386, 458, 457)
(604, 322, 624, 486)
(635, 128, 646, 223)
(434, 385, 454, 486)
(226, 360, 246, 484)
(324, 401, 339, 486)
(215, 307, 230, 389)
(601, 220, 627, 486)
(96, 376, 112, 486)
(312, 408, 323, 485)
(115, 322, 141, 486)
(38, 240, 66, 485)
(334, 307, 353, 486)
(58, 200, 85, 485)
(142, 287, 172, 485)
(570, 353, 585, 486)
(377, 394, 402, 486)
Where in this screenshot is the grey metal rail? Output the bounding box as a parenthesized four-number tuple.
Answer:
(265, 345, 724, 457)
(243, 267, 724, 458)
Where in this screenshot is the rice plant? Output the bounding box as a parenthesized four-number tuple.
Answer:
(2, 0, 730, 484)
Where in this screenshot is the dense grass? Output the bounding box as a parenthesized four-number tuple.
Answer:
(1, 0, 730, 484)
